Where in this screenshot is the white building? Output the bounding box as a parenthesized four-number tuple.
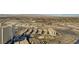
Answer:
(48, 28, 56, 36)
(0, 26, 15, 44)
(0, 23, 1, 26)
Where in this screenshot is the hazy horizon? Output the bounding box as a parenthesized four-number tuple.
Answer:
(0, 14, 79, 17)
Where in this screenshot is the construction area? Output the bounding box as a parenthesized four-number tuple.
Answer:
(0, 15, 79, 44)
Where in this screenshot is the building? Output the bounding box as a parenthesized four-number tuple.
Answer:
(0, 23, 1, 26)
(0, 25, 15, 44)
(48, 28, 56, 36)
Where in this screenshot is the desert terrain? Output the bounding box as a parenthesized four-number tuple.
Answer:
(0, 15, 79, 44)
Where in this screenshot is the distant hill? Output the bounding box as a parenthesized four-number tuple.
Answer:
(0, 14, 79, 23)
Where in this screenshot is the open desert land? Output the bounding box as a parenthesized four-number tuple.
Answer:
(0, 15, 79, 44)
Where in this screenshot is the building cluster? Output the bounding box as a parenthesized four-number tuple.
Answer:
(0, 22, 57, 44)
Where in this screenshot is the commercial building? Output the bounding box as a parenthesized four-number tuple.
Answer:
(0, 25, 15, 44)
